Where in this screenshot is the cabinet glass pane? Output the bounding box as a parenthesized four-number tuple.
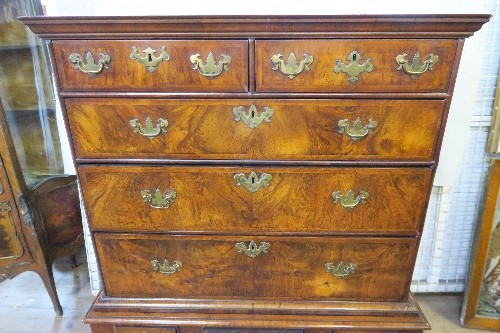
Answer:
(0, 0, 63, 187)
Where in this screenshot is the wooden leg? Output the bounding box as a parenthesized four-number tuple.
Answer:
(35, 265, 63, 316)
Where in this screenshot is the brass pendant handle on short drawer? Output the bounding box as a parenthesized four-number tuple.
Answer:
(234, 171, 272, 193)
(151, 259, 182, 275)
(331, 190, 369, 210)
(130, 46, 170, 72)
(396, 52, 438, 76)
(271, 52, 313, 79)
(334, 51, 373, 83)
(325, 261, 357, 278)
(233, 105, 274, 129)
(141, 188, 176, 209)
(190, 52, 231, 78)
(235, 240, 270, 258)
(129, 116, 169, 140)
(69, 51, 110, 76)
(338, 117, 377, 141)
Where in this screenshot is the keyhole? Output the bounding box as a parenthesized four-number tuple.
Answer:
(352, 53, 357, 61)
(148, 54, 153, 62)
(251, 110, 255, 118)
(251, 177, 256, 184)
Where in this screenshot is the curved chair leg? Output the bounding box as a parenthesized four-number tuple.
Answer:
(36, 265, 63, 316)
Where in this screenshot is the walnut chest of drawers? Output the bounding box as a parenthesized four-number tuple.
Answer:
(22, 14, 489, 333)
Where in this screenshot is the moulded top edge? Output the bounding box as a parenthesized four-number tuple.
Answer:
(19, 14, 491, 39)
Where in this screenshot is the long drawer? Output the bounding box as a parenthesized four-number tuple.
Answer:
(79, 165, 432, 235)
(256, 39, 457, 93)
(66, 98, 445, 161)
(52, 40, 248, 92)
(95, 233, 417, 301)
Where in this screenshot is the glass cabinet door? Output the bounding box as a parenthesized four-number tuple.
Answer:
(0, 0, 63, 187)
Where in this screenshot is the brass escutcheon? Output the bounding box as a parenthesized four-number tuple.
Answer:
(235, 240, 270, 258)
(233, 105, 274, 129)
(234, 171, 272, 193)
(151, 259, 182, 275)
(338, 117, 378, 141)
(69, 51, 110, 76)
(271, 52, 313, 79)
(190, 52, 231, 78)
(334, 51, 373, 83)
(130, 46, 170, 72)
(129, 116, 169, 140)
(325, 261, 358, 278)
(331, 190, 369, 210)
(141, 188, 177, 209)
(396, 52, 439, 76)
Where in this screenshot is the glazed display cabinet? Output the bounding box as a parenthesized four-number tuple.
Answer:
(0, 0, 82, 315)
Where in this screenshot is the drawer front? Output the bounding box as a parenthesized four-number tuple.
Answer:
(95, 233, 417, 301)
(79, 166, 432, 235)
(52, 40, 248, 92)
(66, 98, 444, 162)
(256, 39, 457, 93)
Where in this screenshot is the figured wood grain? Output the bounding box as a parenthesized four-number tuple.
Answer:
(52, 40, 248, 92)
(256, 39, 457, 93)
(21, 14, 490, 333)
(78, 165, 432, 235)
(65, 98, 445, 162)
(94, 233, 417, 301)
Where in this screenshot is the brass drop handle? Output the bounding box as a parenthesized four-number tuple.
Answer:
(129, 116, 169, 140)
(271, 52, 313, 79)
(338, 117, 377, 140)
(130, 46, 170, 72)
(234, 171, 272, 193)
(69, 51, 110, 76)
(151, 259, 182, 275)
(190, 52, 232, 78)
(396, 52, 438, 76)
(331, 190, 369, 210)
(325, 261, 357, 278)
(141, 188, 176, 209)
(233, 105, 274, 129)
(235, 240, 270, 258)
(333, 51, 373, 83)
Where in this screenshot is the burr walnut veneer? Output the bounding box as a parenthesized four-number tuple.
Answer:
(22, 14, 490, 333)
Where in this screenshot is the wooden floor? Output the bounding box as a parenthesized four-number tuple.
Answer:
(0, 249, 490, 332)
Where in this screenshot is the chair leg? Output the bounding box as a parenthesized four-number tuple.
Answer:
(36, 265, 63, 316)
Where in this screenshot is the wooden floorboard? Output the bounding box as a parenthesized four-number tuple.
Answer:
(0, 248, 93, 333)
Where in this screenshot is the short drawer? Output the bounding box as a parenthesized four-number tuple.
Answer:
(66, 98, 444, 162)
(95, 233, 417, 301)
(79, 166, 432, 235)
(256, 39, 457, 93)
(52, 40, 248, 92)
